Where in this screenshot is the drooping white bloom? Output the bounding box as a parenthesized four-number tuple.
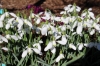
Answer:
(89, 29, 95, 35)
(39, 24, 49, 36)
(0, 35, 8, 43)
(22, 46, 33, 58)
(24, 19, 32, 28)
(9, 12, 17, 18)
(33, 41, 43, 55)
(64, 4, 81, 13)
(32, 48, 42, 55)
(55, 54, 64, 62)
(78, 43, 83, 50)
(69, 43, 76, 50)
(42, 10, 51, 20)
(44, 41, 56, 54)
(5, 18, 15, 29)
(1, 47, 9, 51)
(10, 35, 19, 41)
(22, 50, 28, 58)
(56, 35, 67, 45)
(76, 22, 83, 35)
(16, 17, 24, 30)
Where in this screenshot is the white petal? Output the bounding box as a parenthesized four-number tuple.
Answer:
(57, 35, 67, 45)
(22, 50, 28, 58)
(9, 13, 17, 17)
(76, 25, 83, 35)
(10, 35, 18, 41)
(41, 27, 48, 36)
(27, 48, 33, 55)
(44, 42, 53, 51)
(78, 43, 83, 50)
(56, 54, 64, 62)
(36, 18, 41, 24)
(33, 48, 42, 55)
(1, 47, 9, 51)
(0, 35, 8, 43)
(51, 47, 56, 54)
(69, 43, 76, 50)
(6, 24, 10, 29)
(33, 43, 41, 51)
(5, 34, 11, 39)
(90, 29, 95, 35)
(0, 21, 3, 28)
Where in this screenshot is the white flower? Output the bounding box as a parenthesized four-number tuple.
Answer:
(36, 18, 41, 24)
(22, 50, 28, 58)
(42, 10, 51, 20)
(76, 22, 83, 35)
(69, 43, 76, 50)
(55, 54, 64, 62)
(33, 41, 43, 55)
(16, 17, 24, 30)
(89, 29, 95, 35)
(44, 41, 56, 54)
(39, 24, 49, 36)
(0, 20, 3, 28)
(56, 35, 67, 45)
(24, 19, 32, 28)
(1, 47, 9, 51)
(33, 48, 42, 55)
(5, 34, 11, 39)
(78, 43, 83, 50)
(22, 47, 33, 58)
(5, 18, 15, 29)
(0, 35, 8, 43)
(10, 35, 19, 41)
(64, 4, 81, 13)
(9, 13, 17, 17)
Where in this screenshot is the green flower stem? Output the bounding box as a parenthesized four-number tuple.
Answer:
(64, 52, 84, 66)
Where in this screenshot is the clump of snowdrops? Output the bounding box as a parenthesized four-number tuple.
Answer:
(0, 4, 100, 66)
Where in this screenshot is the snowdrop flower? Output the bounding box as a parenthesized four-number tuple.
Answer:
(1, 47, 9, 51)
(9, 12, 17, 18)
(76, 22, 83, 35)
(24, 19, 32, 28)
(54, 17, 61, 22)
(35, 17, 41, 24)
(93, 23, 100, 31)
(0, 35, 8, 43)
(78, 43, 83, 50)
(5, 34, 11, 39)
(0, 13, 6, 28)
(89, 29, 95, 35)
(81, 8, 95, 19)
(69, 43, 76, 50)
(44, 41, 56, 54)
(42, 10, 52, 20)
(16, 17, 24, 30)
(22, 46, 33, 58)
(5, 18, 15, 29)
(64, 4, 81, 13)
(33, 42, 42, 55)
(39, 24, 49, 36)
(55, 53, 64, 62)
(56, 35, 67, 45)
